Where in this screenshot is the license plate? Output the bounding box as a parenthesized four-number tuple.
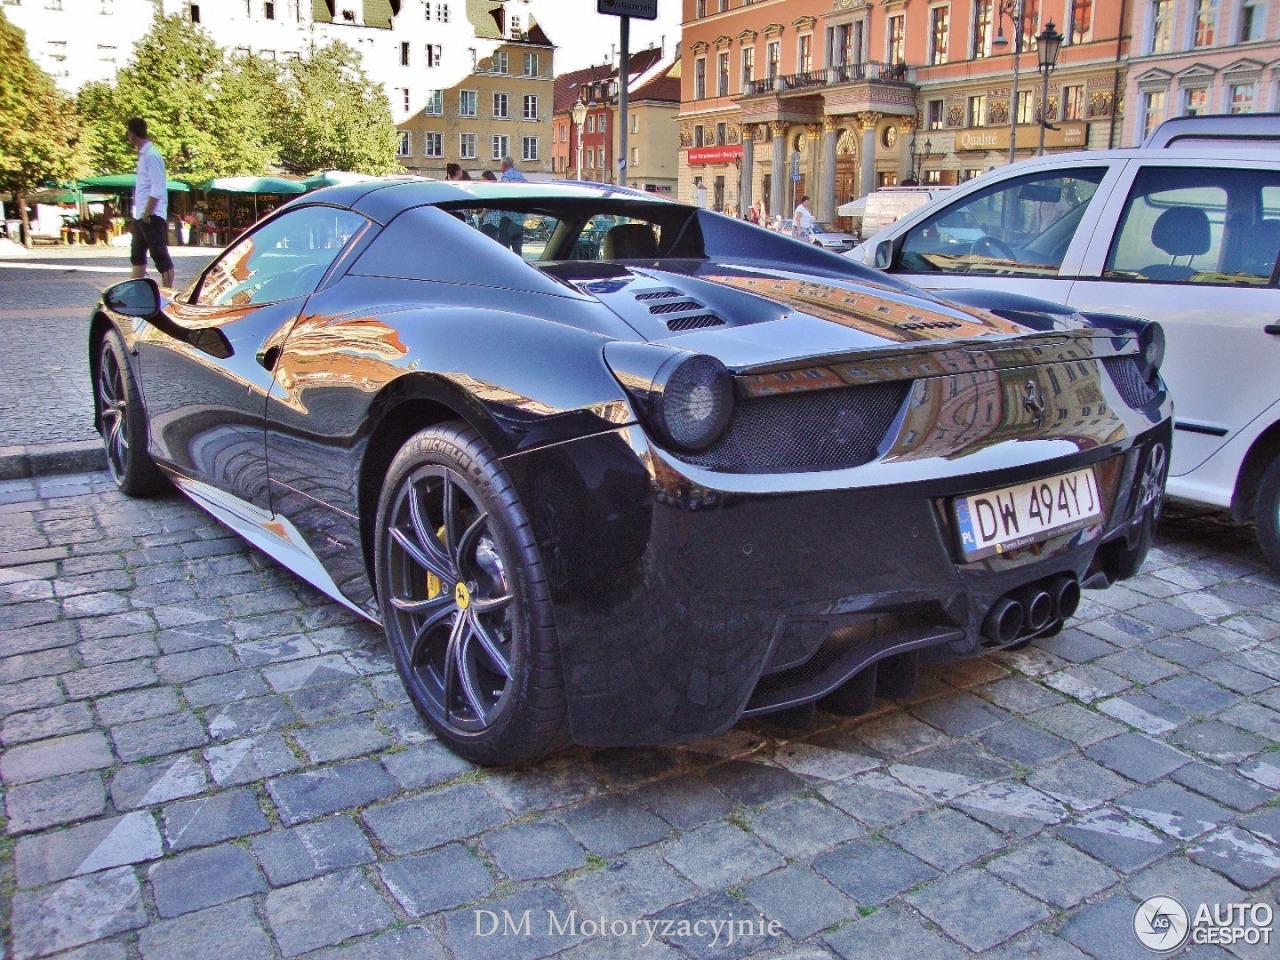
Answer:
(953, 467, 1103, 561)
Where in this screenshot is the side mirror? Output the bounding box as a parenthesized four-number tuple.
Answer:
(103, 278, 160, 318)
(874, 239, 893, 270)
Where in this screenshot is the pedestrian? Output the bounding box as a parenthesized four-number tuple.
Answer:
(481, 170, 497, 181)
(793, 195, 814, 240)
(125, 117, 174, 287)
(499, 156, 528, 183)
(446, 163, 471, 181)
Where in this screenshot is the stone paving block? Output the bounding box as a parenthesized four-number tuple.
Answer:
(293, 714, 389, 764)
(93, 687, 180, 727)
(181, 669, 269, 709)
(61, 660, 157, 700)
(1240, 806, 1280, 846)
(851, 711, 950, 756)
(911, 691, 1009, 736)
(267, 758, 400, 826)
(1, 730, 114, 784)
(110, 711, 208, 762)
(650, 891, 781, 960)
(1198, 658, 1276, 695)
(204, 733, 301, 787)
(1145, 635, 1223, 669)
(886, 808, 1004, 871)
(1085, 732, 1193, 783)
(1147, 674, 1239, 715)
(1169, 720, 1269, 765)
(287, 678, 378, 722)
(743, 864, 852, 940)
(747, 794, 865, 860)
(887, 742, 1013, 803)
(10, 866, 147, 960)
(110, 755, 207, 811)
(362, 782, 509, 855)
(204, 694, 296, 741)
(483, 757, 603, 816)
(986, 933, 1091, 960)
(950, 783, 1065, 840)
(1096, 690, 1193, 735)
(251, 815, 376, 887)
(557, 792, 672, 858)
(1043, 663, 1132, 703)
(262, 654, 359, 694)
(1, 619, 77, 656)
(154, 647, 238, 684)
(1116, 782, 1234, 841)
(823, 905, 967, 960)
(1036, 628, 1118, 664)
(300, 924, 447, 960)
(0, 675, 64, 719)
(1171, 761, 1274, 813)
(818, 770, 932, 828)
(155, 621, 234, 655)
(634, 774, 735, 831)
(813, 838, 937, 904)
(1187, 825, 1280, 889)
(379, 843, 496, 917)
(1238, 755, 1280, 790)
(148, 844, 267, 917)
(1030, 701, 1127, 746)
(908, 869, 1052, 952)
(1028, 755, 1134, 811)
(232, 634, 320, 668)
(1129, 857, 1251, 916)
(1058, 808, 1178, 873)
(2, 700, 95, 745)
(550, 935, 684, 960)
(1218, 702, 1280, 739)
(380, 740, 475, 791)
(150, 599, 229, 630)
(78, 634, 160, 667)
(704, 759, 808, 807)
(38, 942, 129, 960)
(442, 887, 584, 960)
(163, 788, 269, 851)
(563, 850, 698, 919)
(763, 739, 879, 781)
(1058, 894, 1150, 960)
(265, 867, 396, 958)
(977, 675, 1066, 713)
(664, 820, 786, 889)
(482, 820, 586, 881)
(978, 718, 1075, 766)
(16, 810, 162, 888)
(373, 702, 433, 744)
(1097, 649, 1183, 685)
(580, 747, 681, 792)
(137, 898, 274, 960)
(5, 770, 106, 834)
(988, 837, 1119, 908)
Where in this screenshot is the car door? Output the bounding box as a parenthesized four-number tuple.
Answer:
(872, 159, 1126, 304)
(1063, 158, 1280, 491)
(135, 204, 366, 510)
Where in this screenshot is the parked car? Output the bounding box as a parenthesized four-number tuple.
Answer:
(808, 221, 857, 253)
(848, 144, 1280, 571)
(90, 179, 1171, 763)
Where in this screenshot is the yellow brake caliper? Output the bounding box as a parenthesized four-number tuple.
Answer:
(426, 524, 448, 600)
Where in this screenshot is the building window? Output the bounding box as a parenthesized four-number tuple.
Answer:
(1240, 0, 1264, 41)
(798, 34, 813, 73)
(631, 146, 639, 166)
(741, 45, 754, 87)
(719, 0, 728, 10)
(694, 125, 704, 147)
(599, 112, 607, 132)
(426, 44, 442, 67)
(718, 51, 730, 95)
(523, 136, 538, 162)
(1142, 90, 1166, 139)
(492, 135, 509, 161)
(586, 148, 595, 168)
(493, 92, 509, 119)
(400, 42, 410, 66)
(1193, 0, 1217, 47)
(523, 94, 538, 120)
(265, 1, 274, 19)
(632, 113, 638, 133)
(586, 115, 595, 133)
(927, 98, 945, 129)
(509, 14, 520, 36)
(972, 1, 993, 58)
(696, 0, 705, 17)
(459, 132, 477, 159)
(425, 90, 443, 115)
(929, 6, 949, 65)
(437, 2, 448, 22)
(716, 122, 727, 145)
(766, 40, 780, 79)
(888, 14, 905, 63)
(694, 57, 706, 99)
(425, 132, 442, 157)
(397, 87, 410, 112)
(397, 132, 411, 157)
(524, 52, 539, 76)
(968, 94, 987, 126)
(1016, 89, 1036, 123)
(1230, 83, 1256, 113)
(190, 3, 200, 22)
(1183, 86, 1209, 115)
(1150, 0, 1173, 53)
(1063, 84, 1085, 120)
(459, 89, 477, 117)
(1068, 0, 1093, 44)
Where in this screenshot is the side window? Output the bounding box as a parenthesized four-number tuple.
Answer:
(1104, 166, 1280, 286)
(196, 206, 365, 307)
(470, 210, 558, 261)
(577, 215, 660, 261)
(897, 169, 1107, 276)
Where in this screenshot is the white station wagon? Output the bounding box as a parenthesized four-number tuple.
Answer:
(848, 135, 1280, 570)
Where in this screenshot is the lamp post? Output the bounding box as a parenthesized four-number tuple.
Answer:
(992, 0, 1025, 164)
(908, 133, 932, 182)
(1036, 21, 1064, 157)
(571, 97, 587, 181)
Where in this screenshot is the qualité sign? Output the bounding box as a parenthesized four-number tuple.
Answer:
(597, 0, 659, 20)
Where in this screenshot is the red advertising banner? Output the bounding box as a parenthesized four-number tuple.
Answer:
(687, 145, 744, 165)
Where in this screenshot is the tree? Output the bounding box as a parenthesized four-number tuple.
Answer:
(274, 41, 400, 176)
(77, 13, 276, 183)
(0, 10, 87, 246)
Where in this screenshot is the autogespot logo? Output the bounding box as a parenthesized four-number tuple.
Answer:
(1134, 896, 1191, 952)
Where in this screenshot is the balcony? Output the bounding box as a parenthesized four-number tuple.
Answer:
(742, 61, 915, 98)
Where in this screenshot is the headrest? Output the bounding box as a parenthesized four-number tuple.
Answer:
(1151, 206, 1210, 257)
(602, 223, 658, 260)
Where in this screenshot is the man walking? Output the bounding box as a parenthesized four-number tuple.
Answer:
(499, 156, 528, 183)
(126, 117, 174, 287)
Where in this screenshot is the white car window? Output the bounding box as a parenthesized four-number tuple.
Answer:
(1103, 167, 1280, 286)
(896, 169, 1108, 277)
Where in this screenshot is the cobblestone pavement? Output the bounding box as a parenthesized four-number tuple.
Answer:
(1, 468, 1277, 960)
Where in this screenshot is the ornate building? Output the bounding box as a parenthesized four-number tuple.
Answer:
(678, 0, 1132, 224)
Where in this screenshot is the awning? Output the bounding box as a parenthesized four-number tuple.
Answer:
(79, 174, 190, 193)
(30, 187, 113, 204)
(198, 176, 306, 195)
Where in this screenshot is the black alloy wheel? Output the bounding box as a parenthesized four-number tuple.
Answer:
(96, 330, 167, 496)
(375, 423, 568, 765)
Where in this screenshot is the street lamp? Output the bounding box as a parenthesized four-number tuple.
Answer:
(908, 133, 932, 182)
(1035, 21, 1064, 157)
(571, 96, 587, 181)
(992, 0, 1025, 164)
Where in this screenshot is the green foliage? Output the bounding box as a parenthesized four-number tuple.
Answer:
(274, 41, 399, 175)
(0, 11, 87, 202)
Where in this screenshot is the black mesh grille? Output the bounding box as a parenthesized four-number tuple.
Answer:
(648, 299, 705, 315)
(1103, 357, 1160, 409)
(635, 290, 680, 301)
(682, 381, 910, 472)
(666, 313, 726, 331)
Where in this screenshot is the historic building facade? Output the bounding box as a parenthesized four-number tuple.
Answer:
(678, 0, 1133, 224)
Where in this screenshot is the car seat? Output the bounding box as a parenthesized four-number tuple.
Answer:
(1244, 219, 1280, 280)
(1141, 206, 1210, 280)
(602, 223, 658, 260)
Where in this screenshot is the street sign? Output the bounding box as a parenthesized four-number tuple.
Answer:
(597, 0, 658, 20)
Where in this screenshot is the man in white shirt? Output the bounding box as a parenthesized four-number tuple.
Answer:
(792, 195, 815, 241)
(126, 118, 174, 287)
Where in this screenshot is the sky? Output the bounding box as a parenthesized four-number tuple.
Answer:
(527, 0, 684, 73)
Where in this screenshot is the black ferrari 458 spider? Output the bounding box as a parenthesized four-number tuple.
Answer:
(91, 179, 1171, 764)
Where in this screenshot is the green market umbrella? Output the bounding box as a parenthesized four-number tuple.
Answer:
(30, 187, 112, 205)
(78, 174, 190, 193)
(198, 176, 306, 195)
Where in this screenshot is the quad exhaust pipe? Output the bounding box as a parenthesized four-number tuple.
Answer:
(981, 575, 1080, 646)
